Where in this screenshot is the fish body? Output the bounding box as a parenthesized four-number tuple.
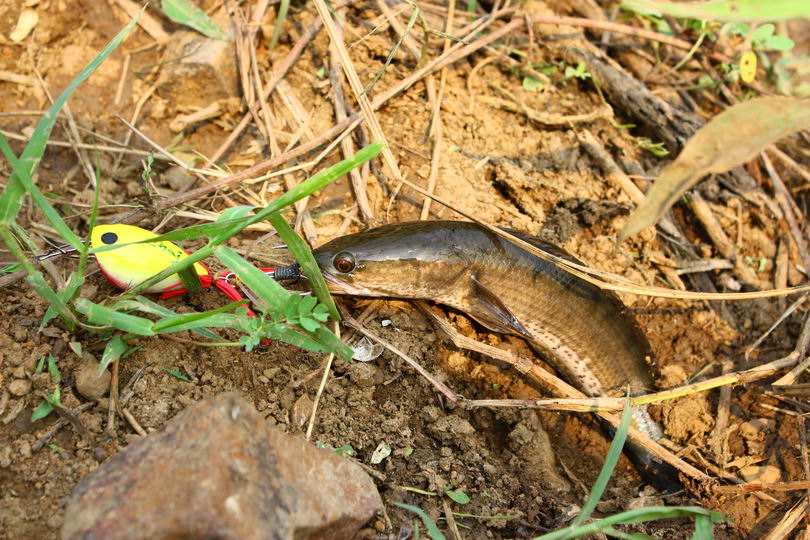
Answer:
(313, 220, 655, 398)
(311, 220, 676, 488)
(90, 224, 209, 293)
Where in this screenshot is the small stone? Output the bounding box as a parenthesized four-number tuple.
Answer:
(291, 393, 314, 427)
(74, 354, 111, 400)
(739, 464, 781, 484)
(0, 445, 12, 468)
(18, 440, 32, 459)
(8, 379, 31, 397)
(62, 392, 381, 539)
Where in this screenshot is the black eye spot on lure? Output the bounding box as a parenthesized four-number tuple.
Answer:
(333, 252, 356, 273)
(101, 232, 118, 245)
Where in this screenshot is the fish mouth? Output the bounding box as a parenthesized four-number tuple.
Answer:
(321, 272, 374, 296)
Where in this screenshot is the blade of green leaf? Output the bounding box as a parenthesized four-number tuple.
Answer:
(177, 264, 203, 293)
(306, 324, 354, 361)
(269, 213, 339, 321)
(161, 0, 229, 40)
(153, 300, 247, 332)
(42, 272, 84, 328)
(0, 135, 83, 247)
(47, 354, 61, 383)
(100, 335, 127, 373)
(620, 97, 810, 242)
(260, 324, 329, 353)
(31, 400, 54, 422)
(0, 10, 141, 222)
(114, 296, 222, 340)
(621, 0, 810, 22)
(75, 298, 156, 336)
(394, 503, 447, 540)
(571, 398, 633, 528)
(211, 141, 386, 243)
(27, 272, 77, 326)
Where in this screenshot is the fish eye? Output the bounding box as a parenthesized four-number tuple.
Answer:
(333, 252, 356, 273)
(100, 232, 118, 245)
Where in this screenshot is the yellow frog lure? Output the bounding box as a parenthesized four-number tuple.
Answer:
(89, 224, 290, 317)
(90, 224, 211, 296)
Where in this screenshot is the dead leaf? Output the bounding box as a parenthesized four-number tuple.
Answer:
(620, 96, 810, 242)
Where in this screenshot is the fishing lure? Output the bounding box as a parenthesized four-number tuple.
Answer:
(91, 224, 213, 296)
(89, 224, 284, 315)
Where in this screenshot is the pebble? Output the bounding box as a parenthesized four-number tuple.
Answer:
(291, 393, 314, 427)
(8, 378, 31, 397)
(74, 355, 111, 400)
(18, 440, 31, 459)
(62, 392, 381, 539)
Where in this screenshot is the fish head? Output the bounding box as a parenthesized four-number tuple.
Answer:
(312, 221, 472, 298)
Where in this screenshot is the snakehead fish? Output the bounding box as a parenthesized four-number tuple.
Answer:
(285, 220, 678, 488)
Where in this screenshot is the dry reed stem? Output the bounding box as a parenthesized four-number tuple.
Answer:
(480, 96, 613, 125)
(330, 12, 374, 223)
(763, 495, 808, 540)
(305, 321, 338, 441)
(113, 0, 170, 42)
(312, 0, 403, 185)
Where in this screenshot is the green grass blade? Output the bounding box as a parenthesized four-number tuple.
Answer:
(269, 0, 290, 48)
(534, 507, 726, 540)
(31, 400, 54, 422)
(571, 399, 633, 528)
(119, 142, 384, 298)
(269, 213, 339, 321)
(153, 300, 247, 332)
(0, 134, 83, 247)
(116, 296, 222, 340)
(260, 324, 330, 353)
(75, 298, 156, 336)
(41, 272, 84, 327)
(394, 503, 447, 540)
(99, 335, 127, 373)
(210, 141, 386, 243)
(0, 10, 141, 223)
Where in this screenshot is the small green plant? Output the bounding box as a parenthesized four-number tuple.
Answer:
(636, 137, 669, 157)
(444, 486, 470, 505)
(31, 355, 65, 422)
(564, 62, 592, 81)
(728, 22, 795, 51)
(334, 444, 356, 457)
(165, 368, 191, 382)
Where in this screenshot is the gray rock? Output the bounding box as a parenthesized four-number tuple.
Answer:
(62, 392, 381, 539)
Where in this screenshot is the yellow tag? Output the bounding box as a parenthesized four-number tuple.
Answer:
(740, 51, 757, 83)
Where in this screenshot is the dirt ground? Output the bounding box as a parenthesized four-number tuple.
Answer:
(1, 0, 809, 538)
